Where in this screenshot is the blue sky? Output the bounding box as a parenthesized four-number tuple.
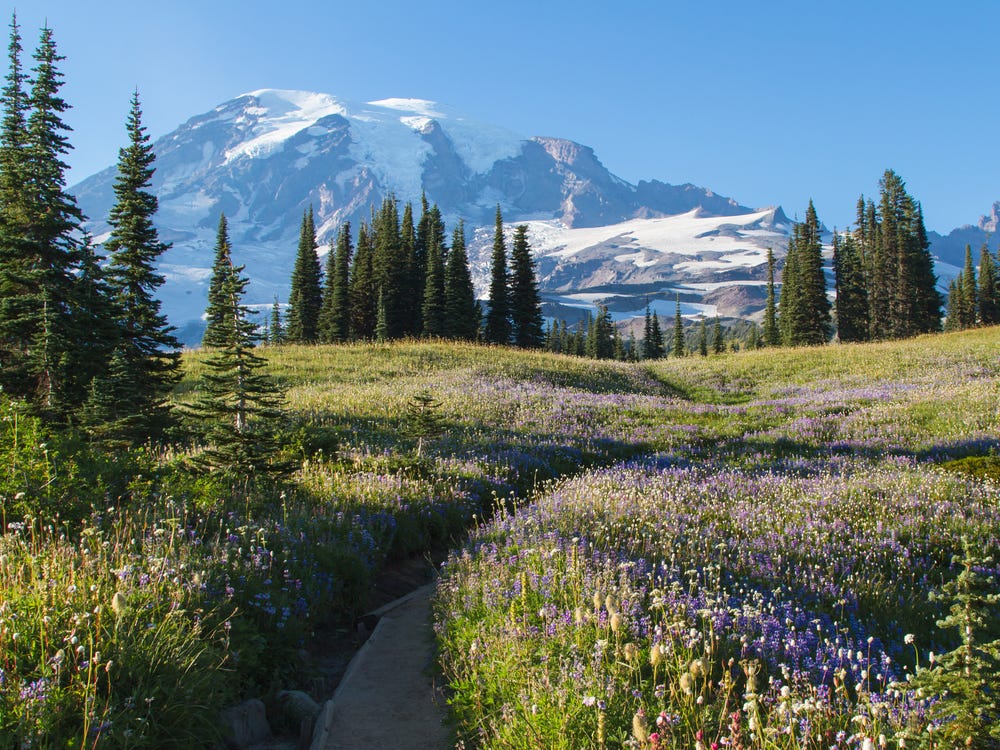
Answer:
(13, 0, 997, 233)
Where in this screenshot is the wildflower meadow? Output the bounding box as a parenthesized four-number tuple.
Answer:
(435, 328, 1000, 749)
(1, 331, 998, 747)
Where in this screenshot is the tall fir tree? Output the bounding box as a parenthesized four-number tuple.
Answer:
(712, 317, 725, 354)
(959, 244, 978, 328)
(0, 25, 86, 415)
(509, 224, 544, 348)
(484, 205, 512, 344)
(316, 237, 337, 342)
(411, 194, 432, 335)
(649, 311, 665, 358)
(672, 295, 685, 357)
(868, 171, 941, 338)
(585, 305, 614, 359)
(762, 248, 780, 346)
(349, 222, 376, 339)
(978, 244, 999, 326)
(832, 231, 869, 342)
(399, 201, 420, 337)
(799, 201, 832, 344)
(318, 223, 352, 343)
(778, 232, 802, 345)
(698, 317, 708, 356)
(779, 202, 830, 346)
(642, 303, 664, 359)
(944, 278, 962, 332)
(286, 207, 322, 343)
(443, 221, 478, 340)
(909, 202, 942, 333)
(203, 214, 234, 347)
(188, 252, 287, 478)
(90, 92, 180, 443)
(71, 234, 117, 397)
(269, 296, 284, 344)
(421, 219, 446, 337)
(371, 196, 409, 339)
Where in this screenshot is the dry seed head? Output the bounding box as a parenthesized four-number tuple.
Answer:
(609, 612, 623, 633)
(111, 592, 127, 617)
(632, 711, 648, 745)
(679, 672, 694, 695)
(604, 594, 617, 615)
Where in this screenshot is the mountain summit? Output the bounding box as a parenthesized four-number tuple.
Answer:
(72, 89, 777, 342)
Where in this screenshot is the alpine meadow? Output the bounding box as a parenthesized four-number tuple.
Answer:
(1, 11, 1000, 750)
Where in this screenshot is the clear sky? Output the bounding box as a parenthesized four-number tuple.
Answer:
(12, 0, 997, 234)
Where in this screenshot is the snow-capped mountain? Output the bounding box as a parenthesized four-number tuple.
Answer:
(70, 88, 973, 344)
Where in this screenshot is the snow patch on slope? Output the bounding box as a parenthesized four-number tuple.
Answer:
(530, 209, 782, 260)
(225, 90, 347, 162)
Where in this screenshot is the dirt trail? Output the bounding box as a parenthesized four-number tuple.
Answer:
(310, 582, 451, 749)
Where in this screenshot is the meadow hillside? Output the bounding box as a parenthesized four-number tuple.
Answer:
(1, 329, 999, 747)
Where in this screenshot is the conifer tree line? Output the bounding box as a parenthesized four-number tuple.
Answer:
(943, 242, 1000, 331)
(546, 296, 737, 362)
(0, 16, 180, 444)
(262, 198, 545, 348)
(0, 17, 284, 476)
(832, 169, 942, 342)
(730, 170, 943, 352)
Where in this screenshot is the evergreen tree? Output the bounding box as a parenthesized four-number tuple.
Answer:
(672, 296, 685, 357)
(421, 220, 446, 337)
(642, 305, 665, 360)
(909, 202, 942, 333)
(371, 196, 409, 339)
(762, 248, 780, 346)
(203, 215, 234, 347)
(978, 244, 999, 326)
(286, 207, 322, 343)
(651, 312, 665, 358)
(899, 541, 1000, 748)
(443, 221, 478, 340)
(832, 231, 869, 342)
(509, 224, 544, 348)
(959, 244, 978, 328)
(712, 317, 725, 354)
(745, 323, 761, 349)
(188, 253, 287, 478)
(318, 223, 352, 343)
(71, 234, 117, 396)
(779, 202, 831, 346)
(411, 194, 432, 334)
(0, 25, 85, 414)
(778, 233, 802, 345)
(399, 201, 420, 337)
(799, 201, 831, 344)
(91, 92, 180, 443)
(642, 303, 654, 359)
(869, 171, 941, 338)
(484, 205, 511, 344)
(944, 278, 964, 333)
(349, 223, 376, 339)
(698, 317, 708, 356)
(269, 296, 284, 344)
(586, 305, 614, 359)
